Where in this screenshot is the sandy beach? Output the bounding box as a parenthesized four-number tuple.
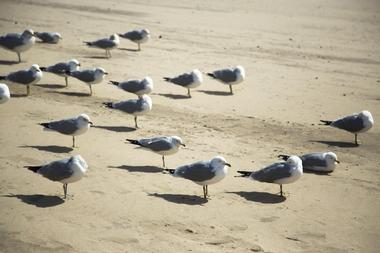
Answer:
(0, 0, 379, 252)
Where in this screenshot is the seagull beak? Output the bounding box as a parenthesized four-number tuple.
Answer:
(225, 163, 232, 167)
(181, 143, 186, 147)
(336, 160, 340, 164)
(104, 72, 109, 75)
(89, 121, 94, 126)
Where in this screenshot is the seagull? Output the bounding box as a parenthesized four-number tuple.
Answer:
(320, 110, 374, 145)
(103, 95, 152, 128)
(126, 136, 185, 167)
(237, 156, 303, 196)
(278, 152, 339, 173)
(25, 155, 88, 199)
(40, 59, 80, 86)
(207, 65, 245, 94)
(0, 83, 10, 104)
(84, 34, 119, 58)
(109, 77, 153, 97)
(35, 32, 62, 44)
(163, 69, 203, 97)
(0, 29, 35, 62)
(68, 67, 108, 95)
(0, 64, 42, 96)
(118, 29, 150, 51)
(163, 156, 231, 199)
(39, 114, 93, 147)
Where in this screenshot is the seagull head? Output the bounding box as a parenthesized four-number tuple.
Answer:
(78, 113, 93, 126)
(325, 152, 340, 164)
(172, 136, 185, 147)
(68, 59, 81, 71)
(30, 64, 42, 73)
(53, 32, 63, 41)
(359, 110, 374, 126)
(95, 67, 108, 75)
(211, 156, 231, 168)
(23, 29, 35, 38)
(110, 33, 120, 44)
(72, 155, 89, 172)
(286, 155, 303, 168)
(191, 69, 203, 84)
(234, 65, 246, 79)
(142, 29, 150, 36)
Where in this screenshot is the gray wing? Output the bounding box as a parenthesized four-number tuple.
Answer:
(113, 99, 143, 114)
(332, 115, 364, 133)
(168, 73, 193, 87)
(39, 158, 74, 181)
(122, 31, 142, 41)
(140, 137, 173, 152)
(301, 153, 327, 169)
(175, 161, 215, 182)
(70, 70, 96, 83)
(6, 70, 35, 84)
(91, 38, 116, 48)
(45, 118, 79, 135)
(36, 32, 54, 43)
(213, 69, 237, 83)
(47, 62, 69, 74)
(0, 33, 23, 49)
(119, 80, 144, 93)
(251, 162, 292, 183)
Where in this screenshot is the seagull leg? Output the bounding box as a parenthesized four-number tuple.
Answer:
(187, 88, 191, 98)
(229, 84, 233, 94)
(134, 116, 138, 128)
(109, 49, 112, 58)
(26, 85, 30, 96)
(355, 134, 358, 145)
(72, 136, 75, 148)
(65, 76, 68, 87)
(203, 186, 207, 199)
(205, 185, 209, 197)
(63, 183, 68, 199)
(280, 185, 283, 196)
(89, 85, 92, 96)
(162, 156, 166, 168)
(17, 52, 21, 62)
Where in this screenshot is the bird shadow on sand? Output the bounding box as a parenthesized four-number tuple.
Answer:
(35, 84, 66, 89)
(3, 194, 64, 208)
(197, 90, 232, 96)
(148, 193, 208, 205)
(310, 140, 358, 148)
(110, 165, 163, 173)
(0, 60, 19, 65)
(48, 90, 90, 97)
(20, 145, 73, 153)
(155, 93, 190, 100)
(227, 191, 286, 204)
(118, 48, 139, 52)
(10, 93, 27, 98)
(83, 55, 109, 59)
(92, 125, 136, 132)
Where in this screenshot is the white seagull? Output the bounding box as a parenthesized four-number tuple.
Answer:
(40, 59, 80, 86)
(163, 69, 203, 97)
(278, 152, 339, 173)
(0, 83, 10, 104)
(118, 29, 150, 51)
(35, 32, 62, 44)
(207, 65, 245, 94)
(68, 67, 108, 95)
(84, 34, 120, 58)
(109, 77, 153, 97)
(0, 29, 35, 62)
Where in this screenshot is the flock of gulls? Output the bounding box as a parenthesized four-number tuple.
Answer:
(0, 27, 375, 201)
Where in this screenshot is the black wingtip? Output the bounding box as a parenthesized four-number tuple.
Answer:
(40, 67, 47, 71)
(103, 102, 114, 108)
(163, 77, 171, 82)
(0, 76, 5, 80)
(236, 170, 252, 177)
(320, 120, 332, 126)
(39, 122, 49, 128)
(25, 166, 41, 173)
(207, 73, 215, 78)
(83, 41, 92, 46)
(278, 154, 290, 161)
(109, 80, 119, 86)
(163, 168, 175, 174)
(126, 139, 140, 145)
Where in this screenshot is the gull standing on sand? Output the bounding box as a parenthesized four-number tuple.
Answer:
(109, 77, 153, 97)
(103, 95, 152, 128)
(207, 65, 245, 94)
(35, 32, 62, 44)
(39, 114, 93, 147)
(84, 34, 120, 58)
(320, 110, 374, 145)
(164, 156, 231, 199)
(0, 64, 42, 96)
(163, 69, 203, 97)
(0, 29, 35, 62)
(25, 155, 88, 199)
(118, 29, 150, 51)
(126, 136, 185, 167)
(237, 156, 303, 197)
(68, 67, 108, 95)
(40, 59, 80, 86)
(278, 152, 339, 173)
(0, 83, 10, 104)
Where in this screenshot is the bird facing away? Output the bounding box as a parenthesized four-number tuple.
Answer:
(163, 69, 203, 97)
(0, 83, 10, 104)
(320, 110, 374, 145)
(207, 65, 245, 94)
(84, 34, 119, 58)
(35, 32, 62, 44)
(68, 67, 108, 95)
(278, 152, 339, 173)
(126, 136, 185, 167)
(0, 64, 42, 96)
(118, 29, 150, 51)
(39, 114, 93, 147)
(109, 76, 153, 97)
(237, 155, 303, 197)
(164, 156, 231, 199)
(25, 155, 88, 199)
(103, 95, 152, 128)
(0, 29, 35, 62)
(40, 59, 80, 86)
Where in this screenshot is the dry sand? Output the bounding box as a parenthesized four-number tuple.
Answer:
(0, 0, 380, 252)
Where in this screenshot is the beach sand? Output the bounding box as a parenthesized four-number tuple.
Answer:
(0, 0, 379, 252)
